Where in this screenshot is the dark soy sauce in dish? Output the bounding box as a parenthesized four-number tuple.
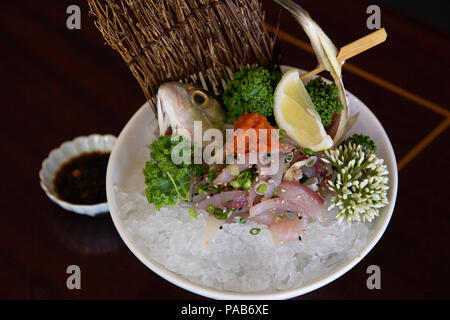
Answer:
(53, 151, 110, 205)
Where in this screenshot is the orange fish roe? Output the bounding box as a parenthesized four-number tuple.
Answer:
(231, 112, 279, 153)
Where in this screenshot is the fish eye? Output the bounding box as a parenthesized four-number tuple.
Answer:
(192, 90, 209, 107)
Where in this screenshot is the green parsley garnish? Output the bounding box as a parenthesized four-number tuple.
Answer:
(342, 133, 377, 154)
(222, 67, 282, 123)
(305, 77, 343, 127)
(143, 135, 206, 210)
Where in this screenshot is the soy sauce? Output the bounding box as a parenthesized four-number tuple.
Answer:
(53, 151, 110, 205)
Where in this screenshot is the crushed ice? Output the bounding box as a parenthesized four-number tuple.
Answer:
(113, 147, 372, 293)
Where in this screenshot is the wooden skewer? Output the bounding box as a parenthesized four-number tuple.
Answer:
(300, 28, 388, 80)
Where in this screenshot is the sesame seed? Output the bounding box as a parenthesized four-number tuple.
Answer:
(297, 195, 302, 199)
(281, 189, 286, 192)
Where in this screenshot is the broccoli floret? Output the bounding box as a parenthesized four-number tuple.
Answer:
(305, 78, 343, 127)
(222, 67, 282, 123)
(342, 134, 377, 154)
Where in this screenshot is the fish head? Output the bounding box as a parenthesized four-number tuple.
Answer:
(157, 82, 226, 139)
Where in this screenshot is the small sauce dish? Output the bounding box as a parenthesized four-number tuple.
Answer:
(40, 134, 116, 216)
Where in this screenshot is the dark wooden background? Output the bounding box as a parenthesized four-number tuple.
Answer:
(1, 0, 449, 299)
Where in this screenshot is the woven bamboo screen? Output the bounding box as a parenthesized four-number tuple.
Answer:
(88, 0, 276, 114)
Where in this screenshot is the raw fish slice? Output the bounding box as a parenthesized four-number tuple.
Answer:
(249, 144, 295, 203)
(250, 206, 286, 225)
(213, 162, 252, 186)
(278, 181, 326, 222)
(249, 183, 325, 222)
(196, 190, 248, 211)
(269, 218, 305, 244)
(203, 213, 226, 248)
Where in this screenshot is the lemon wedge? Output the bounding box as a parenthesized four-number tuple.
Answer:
(274, 69, 333, 151)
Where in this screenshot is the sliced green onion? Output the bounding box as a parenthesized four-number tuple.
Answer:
(226, 200, 233, 205)
(229, 180, 241, 189)
(285, 154, 294, 163)
(279, 129, 287, 140)
(239, 217, 247, 224)
(242, 179, 252, 190)
(228, 165, 240, 176)
(273, 186, 279, 197)
(188, 208, 197, 218)
(214, 209, 228, 220)
(257, 183, 267, 194)
(207, 204, 216, 214)
(207, 165, 219, 182)
(275, 216, 284, 222)
(197, 185, 205, 195)
(304, 148, 314, 156)
(250, 227, 261, 235)
(237, 170, 250, 182)
(307, 159, 315, 166)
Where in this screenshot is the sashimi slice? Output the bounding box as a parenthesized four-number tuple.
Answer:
(269, 218, 301, 244)
(196, 190, 248, 211)
(277, 181, 326, 222)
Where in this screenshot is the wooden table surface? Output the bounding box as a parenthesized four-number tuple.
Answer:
(1, 0, 449, 299)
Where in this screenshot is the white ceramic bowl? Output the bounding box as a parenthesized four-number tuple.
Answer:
(40, 134, 117, 216)
(106, 69, 398, 299)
